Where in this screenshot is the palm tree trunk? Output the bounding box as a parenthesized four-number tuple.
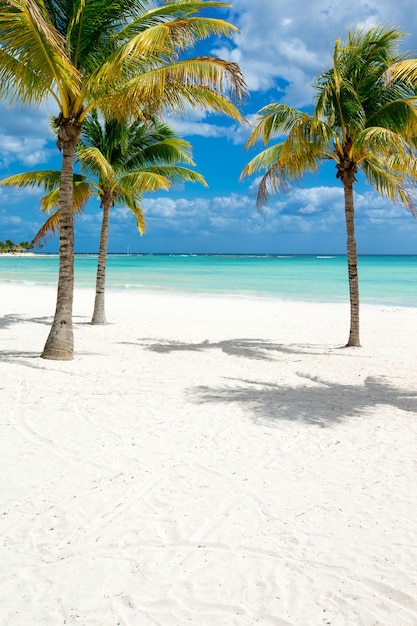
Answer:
(91, 195, 112, 325)
(343, 182, 360, 347)
(41, 121, 81, 360)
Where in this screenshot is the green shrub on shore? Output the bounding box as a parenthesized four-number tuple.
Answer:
(0, 240, 34, 253)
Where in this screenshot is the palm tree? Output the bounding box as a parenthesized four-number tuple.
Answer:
(0, 0, 246, 360)
(241, 25, 417, 347)
(82, 115, 207, 325)
(2, 114, 207, 324)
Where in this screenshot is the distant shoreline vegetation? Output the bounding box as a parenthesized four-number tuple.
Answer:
(0, 239, 35, 253)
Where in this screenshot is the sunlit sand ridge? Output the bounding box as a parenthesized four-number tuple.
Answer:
(1, 283, 417, 625)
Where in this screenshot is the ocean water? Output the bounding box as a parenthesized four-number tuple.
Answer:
(1, 254, 417, 307)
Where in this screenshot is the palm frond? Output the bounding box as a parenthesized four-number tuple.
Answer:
(362, 157, 416, 214)
(0, 169, 62, 191)
(120, 2, 232, 24)
(385, 58, 417, 88)
(257, 164, 292, 209)
(245, 104, 306, 148)
(243, 112, 330, 208)
(33, 187, 88, 244)
(124, 197, 146, 234)
(39, 188, 60, 212)
(354, 126, 416, 162)
(0, 169, 88, 205)
(76, 146, 115, 182)
(117, 170, 171, 194)
(0, 0, 80, 110)
(87, 57, 246, 122)
(97, 6, 239, 81)
(115, 17, 238, 65)
(241, 143, 285, 178)
(32, 210, 60, 244)
(368, 96, 417, 137)
(39, 181, 93, 213)
(127, 164, 207, 186)
(132, 137, 196, 166)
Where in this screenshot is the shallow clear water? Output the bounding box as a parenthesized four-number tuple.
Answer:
(1, 254, 417, 307)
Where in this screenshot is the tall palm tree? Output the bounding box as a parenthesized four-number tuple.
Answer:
(83, 114, 208, 325)
(0, 0, 246, 360)
(241, 25, 417, 347)
(2, 114, 207, 324)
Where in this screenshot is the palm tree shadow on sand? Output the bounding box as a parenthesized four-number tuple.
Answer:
(192, 375, 417, 427)
(134, 337, 333, 360)
(0, 313, 93, 365)
(0, 313, 88, 329)
(138, 337, 417, 426)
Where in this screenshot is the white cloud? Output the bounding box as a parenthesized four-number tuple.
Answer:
(0, 207, 43, 241)
(290, 187, 344, 213)
(0, 184, 44, 205)
(136, 183, 411, 240)
(165, 108, 251, 145)
(111, 206, 132, 222)
(224, 0, 417, 107)
(0, 104, 56, 168)
(145, 197, 179, 218)
(0, 212, 23, 226)
(0, 136, 54, 168)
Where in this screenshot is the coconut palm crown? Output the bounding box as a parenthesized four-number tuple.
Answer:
(241, 25, 417, 347)
(0, 0, 246, 360)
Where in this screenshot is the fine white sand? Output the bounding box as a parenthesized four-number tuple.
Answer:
(1, 283, 417, 625)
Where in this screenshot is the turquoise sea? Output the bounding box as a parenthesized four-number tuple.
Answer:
(1, 254, 417, 307)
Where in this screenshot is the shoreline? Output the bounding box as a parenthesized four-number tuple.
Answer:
(0, 251, 48, 257)
(2, 277, 415, 311)
(1, 283, 417, 623)
(2, 251, 417, 256)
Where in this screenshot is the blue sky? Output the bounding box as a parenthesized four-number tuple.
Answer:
(1, 0, 417, 254)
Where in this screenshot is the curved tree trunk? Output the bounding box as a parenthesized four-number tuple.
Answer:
(343, 181, 360, 347)
(41, 120, 81, 360)
(91, 195, 112, 325)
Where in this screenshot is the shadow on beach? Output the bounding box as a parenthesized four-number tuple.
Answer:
(138, 337, 417, 426)
(192, 375, 417, 427)
(0, 313, 50, 329)
(0, 313, 90, 329)
(0, 314, 94, 365)
(133, 337, 347, 360)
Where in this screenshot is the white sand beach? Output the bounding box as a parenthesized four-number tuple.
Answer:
(1, 282, 417, 625)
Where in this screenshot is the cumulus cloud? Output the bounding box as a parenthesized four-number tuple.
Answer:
(0, 104, 56, 168)
(223, 0, 417, 107)
(165, 109, 251, 145)
(0, 206, 44, 241)
(0, 183, 44, 205)
(130, 184, 410, 242)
